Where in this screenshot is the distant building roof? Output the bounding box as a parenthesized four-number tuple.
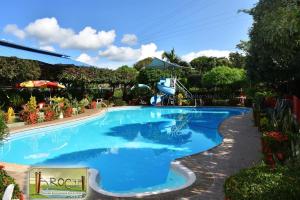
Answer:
(146, 57, 182, 69)
(0, 40, 88, 66)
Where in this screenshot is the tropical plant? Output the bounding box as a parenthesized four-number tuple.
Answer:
(162, 48, 181, 64)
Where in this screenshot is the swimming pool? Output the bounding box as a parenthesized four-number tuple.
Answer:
(0, 107, 248, 196)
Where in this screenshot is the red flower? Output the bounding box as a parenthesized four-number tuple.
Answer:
(265, 131, 288, 142)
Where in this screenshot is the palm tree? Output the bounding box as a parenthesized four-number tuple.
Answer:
(162, 48, 181, 64)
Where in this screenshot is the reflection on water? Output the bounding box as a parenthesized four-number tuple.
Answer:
(0, 107, 248, 193)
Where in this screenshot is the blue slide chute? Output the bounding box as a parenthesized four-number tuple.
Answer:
(150, 78, 176, 106)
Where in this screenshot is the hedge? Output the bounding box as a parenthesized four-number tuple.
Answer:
(224, 163, 300, 200)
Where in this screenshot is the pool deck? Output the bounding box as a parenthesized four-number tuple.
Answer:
(1, 107, 261, 200)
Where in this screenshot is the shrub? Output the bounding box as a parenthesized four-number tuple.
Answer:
(37, 112, 45, 123)
(113, 89, 123, 99)
(27, 112, 38, 124)
(44, 109, 55, 121)
(224, 163, 300, 200)
(9, 94, 25, 110)
(79, 98, 89, 108)
(0, 166, 22, 199)
(27, 96, 37, 112)
(113, 99, 127, 106)
(6, 107, 15, 123)
(63, 107, 73, 118)
(0, 112, 8, 140)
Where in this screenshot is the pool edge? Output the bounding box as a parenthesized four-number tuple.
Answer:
(88, 161, 196, 198)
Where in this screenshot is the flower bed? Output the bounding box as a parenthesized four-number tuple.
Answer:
(261, 131, 289, 168)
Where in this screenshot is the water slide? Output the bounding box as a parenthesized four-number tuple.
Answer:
(150, 78, 194, 106)
(150, 78, 176, 105)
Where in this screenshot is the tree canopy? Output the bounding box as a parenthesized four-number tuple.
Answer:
(190, 56, 232, 74)
(0, 56, 41, 85)
(246, 0, 300, 94)
(202, 66, 246, 87)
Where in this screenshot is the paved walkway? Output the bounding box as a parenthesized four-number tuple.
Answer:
(2, 109, 261, 200)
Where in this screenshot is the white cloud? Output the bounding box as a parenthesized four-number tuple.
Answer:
(182, 50, 232, 62)
(99, 42, 163, 62)
(99, 45, 140, 61)
(121, 34, 138, 45)
(5, 17, 116, 50)
(61, 27, 116, 50)
(4, 24, 26, 39)
(40, 45, 55, 52)
(25, 17, 74, 45)
(139, 43, 163, 60)
(76, 53, 99, 66)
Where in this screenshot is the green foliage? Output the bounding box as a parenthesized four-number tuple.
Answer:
(229, 52, 246, 68)
(0, 167, 22, 199)
(190, 56, 231, 74)
(246, 0, 300, 95)
(224, 163, 300, 200)
(113, 99, 127, 106)
(162, 48, 180, 64)
(0, 56, 41, 85)
(79, 98, 90, 108)
(115, 65, 138, 85)
(27, 96, 37, 112)
(202, 66, 247, 87)
(0, 111, 8, 140)
(113, 89, 123, 99)
(8, 93, 26, 108)
(133, 57, 153, 71)
(260, 116, 271, 131)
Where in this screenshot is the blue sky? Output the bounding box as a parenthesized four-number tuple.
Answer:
(1, 0, 257, 68)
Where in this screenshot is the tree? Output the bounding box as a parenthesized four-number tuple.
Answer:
(0, 56, 41, 85)
(133, 57, 153, 71)
(137, 68, 165, 88)
(229, 52, 246, 68)
(115, 66, 138, 100)
(202, 66, 246, 88)
(190, 56, 217, 74)
(162, 48, 181, 64)
(245, 0, 300, 95)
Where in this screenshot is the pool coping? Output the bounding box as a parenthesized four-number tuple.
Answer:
(1, 106, 256, 199)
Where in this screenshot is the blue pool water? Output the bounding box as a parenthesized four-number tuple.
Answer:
(0, 107, 248, 194)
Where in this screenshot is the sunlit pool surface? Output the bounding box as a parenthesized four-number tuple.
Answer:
(0, 107, 248, 194)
